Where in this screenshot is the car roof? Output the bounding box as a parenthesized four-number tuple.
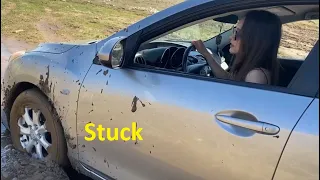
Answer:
(99, 0, 318, 46)
(135, 0, 318, 26)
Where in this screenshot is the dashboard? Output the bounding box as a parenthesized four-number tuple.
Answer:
(134, 41, 231, 76)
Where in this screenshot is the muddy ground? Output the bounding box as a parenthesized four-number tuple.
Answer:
(1, 122, 93, 180)
(1, 129, 69, 180)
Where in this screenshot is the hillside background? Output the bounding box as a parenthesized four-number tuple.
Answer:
(1, 0, 319, 59)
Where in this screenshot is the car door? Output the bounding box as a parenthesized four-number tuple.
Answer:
(76, 35, 318, 180)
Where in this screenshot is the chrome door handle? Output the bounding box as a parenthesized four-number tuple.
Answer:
(215, 114, 280, 135)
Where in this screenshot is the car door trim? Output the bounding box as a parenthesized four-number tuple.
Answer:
(79, 162, 114, 180)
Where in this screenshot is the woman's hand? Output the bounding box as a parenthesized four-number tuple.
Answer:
(192, 40, 215, 64)
(192, 40, 232, 80)
(192, 40, 210, 57)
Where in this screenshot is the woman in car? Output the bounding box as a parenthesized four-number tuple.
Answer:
(192, 10, 282, 85)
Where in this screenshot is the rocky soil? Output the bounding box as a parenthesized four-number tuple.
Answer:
(1, 128, 69, 180)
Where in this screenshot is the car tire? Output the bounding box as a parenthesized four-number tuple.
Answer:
(9, 88, 69, 167)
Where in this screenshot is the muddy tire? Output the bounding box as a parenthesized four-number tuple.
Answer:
(9, 88, 69, 167)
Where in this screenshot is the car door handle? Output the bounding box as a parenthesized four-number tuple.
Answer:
(215, 114, 280, 135)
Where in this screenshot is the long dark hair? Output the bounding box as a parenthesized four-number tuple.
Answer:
(230, 10, 282, 85)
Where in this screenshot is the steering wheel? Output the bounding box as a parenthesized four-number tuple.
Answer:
(182, 45, 196, 72)
(182, 45, 214, 77)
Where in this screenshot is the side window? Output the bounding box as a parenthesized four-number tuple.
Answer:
(278, 19, 319, 60)
(132, 13, 318, 95)
(134, 18, 234, 70)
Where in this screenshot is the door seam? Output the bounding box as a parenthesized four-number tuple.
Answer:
(271, 98, 316, 179)
(75, 63, 94, 161)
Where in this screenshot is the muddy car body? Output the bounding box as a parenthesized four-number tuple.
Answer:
(1, 0, 319, 180)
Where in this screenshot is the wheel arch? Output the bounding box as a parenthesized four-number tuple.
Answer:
(3, 81, 51, 129)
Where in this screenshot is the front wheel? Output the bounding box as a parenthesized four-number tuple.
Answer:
(9, 88, 69, 167)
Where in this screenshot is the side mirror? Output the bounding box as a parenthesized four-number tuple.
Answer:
(97, 36, 126, 69)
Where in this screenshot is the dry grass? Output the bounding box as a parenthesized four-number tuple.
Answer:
(1, 0, 183, 44)
(1, 0, 319, 60)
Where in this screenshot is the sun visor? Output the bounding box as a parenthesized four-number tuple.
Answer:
(213, 14, 238, 24)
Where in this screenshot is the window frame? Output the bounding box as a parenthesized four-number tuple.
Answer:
(121, 0, 319, 98)
(127, 59, 317, 98)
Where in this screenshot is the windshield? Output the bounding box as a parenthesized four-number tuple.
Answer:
(155, 19, 235, 42)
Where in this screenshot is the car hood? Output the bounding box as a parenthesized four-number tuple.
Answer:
(28, 39, 100, 54)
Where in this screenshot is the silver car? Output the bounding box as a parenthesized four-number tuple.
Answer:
(1, 0, 319, 180)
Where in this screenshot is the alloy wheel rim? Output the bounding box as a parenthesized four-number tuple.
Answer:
(18, 107, 52, 159)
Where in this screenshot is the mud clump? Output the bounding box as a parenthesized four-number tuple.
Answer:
(131, 96, 146, 112)
(39, 65, 51, 95)
(65, 133, 77, 149)
(103, 70, 108, 76)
